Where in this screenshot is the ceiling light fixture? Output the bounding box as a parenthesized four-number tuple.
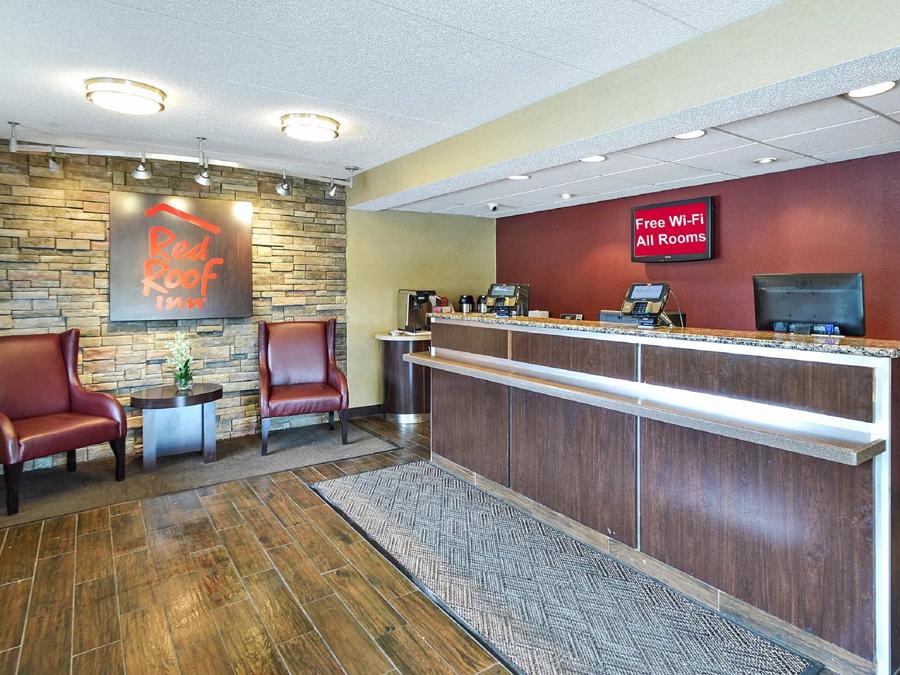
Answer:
(7, 122, 19, 153)
(48, 146, 58, 172)
(754, 157, 778, 165)
(131, 151, 152, 179)
(275, 169, 292, 196)
(84, 77, 166, 115)
(194, 137, 211, 187)
(507, 174, 530, 180)
(280, 113, 340, 142)
(560, 193, 573, 199)
(580, 155, 607, 163)
(327, 181, 337, 197)
(673, 129, 707, 140)
(847, 81, 896, 98)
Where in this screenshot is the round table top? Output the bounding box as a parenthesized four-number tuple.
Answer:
(374, 331, 432, 342)
(130, 382, 224, 409)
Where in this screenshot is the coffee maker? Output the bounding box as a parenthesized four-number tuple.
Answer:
(398, 289, 436, 332)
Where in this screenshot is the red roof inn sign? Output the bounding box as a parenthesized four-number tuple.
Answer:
(110, 193, 253, 321)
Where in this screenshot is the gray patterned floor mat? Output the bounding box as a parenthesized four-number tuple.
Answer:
(313, 461, 821, 675)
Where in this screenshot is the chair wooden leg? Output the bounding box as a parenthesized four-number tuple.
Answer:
(110, 437, 126, 482)
(328, 411, 335, 431)
(67, 450, 77, 472)
(339, 410, 349, 445)
(261, 418, 271, 456)
(4, 463, 23, 516)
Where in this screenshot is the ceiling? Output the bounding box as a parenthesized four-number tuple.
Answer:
(394, 89, 900, 218)
(0, 0, 782, 179)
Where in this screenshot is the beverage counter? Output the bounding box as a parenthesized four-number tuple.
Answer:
(406, 313, 898, 674)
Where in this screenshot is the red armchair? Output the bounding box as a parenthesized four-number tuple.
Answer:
(258, 319, 349, 455)
(0, 330, 126, 515)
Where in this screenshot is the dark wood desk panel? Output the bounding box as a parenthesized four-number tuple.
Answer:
(641, 346, 874, 422)
(431, 370, 509, 486)
(510, 390, 636, 545)
(431, 322, 508, 358)
(510, 332, 636, 381)
(639, 419, 874, 659)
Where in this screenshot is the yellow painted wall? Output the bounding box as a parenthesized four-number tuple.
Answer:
(346, 208, 496, 408)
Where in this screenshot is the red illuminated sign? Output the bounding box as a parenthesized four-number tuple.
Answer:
(631, 196, 714, 263)
(110, 194, 252, 321)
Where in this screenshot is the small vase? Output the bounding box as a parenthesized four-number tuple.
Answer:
(174, 374, 193, 391)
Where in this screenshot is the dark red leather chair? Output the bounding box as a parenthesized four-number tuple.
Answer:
(0, 330, 126, 515)
(258, 319, 349, 455)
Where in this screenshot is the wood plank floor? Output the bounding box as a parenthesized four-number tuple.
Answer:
(0, 420, 505, 675)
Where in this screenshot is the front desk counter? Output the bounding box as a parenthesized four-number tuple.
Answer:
(405, 313, 899, 675)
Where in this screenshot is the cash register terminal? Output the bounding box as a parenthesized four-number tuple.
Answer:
(599, 282, 678, 328)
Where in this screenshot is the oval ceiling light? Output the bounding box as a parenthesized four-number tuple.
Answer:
(673, 129, 706, 140)
(754, 157, 778, 165)
(847, 81, 896, 98)
(280, 113, 340, 142)
(580, 155, 607, 163)
(560, 193, 573, 199)
(507, 174, 530, 180)
(84, 78, 166, 115)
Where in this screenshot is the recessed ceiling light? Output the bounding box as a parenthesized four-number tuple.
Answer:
(281, 113, 340, 142)
(754, 157, 778, 165)
(673, 129, 706, 140)
(84, 78, 166, 115)
(847, 81, 896, 98)
(507, 174, 530, 180)
(560, 193, 573, 199)
(580, 155, 607, 163)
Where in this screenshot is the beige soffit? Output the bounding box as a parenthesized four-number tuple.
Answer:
(350, 0, 900, 211)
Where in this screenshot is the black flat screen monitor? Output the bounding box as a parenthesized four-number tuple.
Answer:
(753, 273, 865, 336)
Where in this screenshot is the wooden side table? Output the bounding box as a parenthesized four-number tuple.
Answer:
(130, 383, 223, 470)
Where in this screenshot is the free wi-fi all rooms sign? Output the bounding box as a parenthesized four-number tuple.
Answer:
(109, 193, 253, 321)
(631, 196, 714, 263)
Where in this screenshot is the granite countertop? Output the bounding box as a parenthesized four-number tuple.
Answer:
(429, 313, 900, 358)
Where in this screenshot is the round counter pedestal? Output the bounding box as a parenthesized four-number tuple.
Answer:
(375, 332, 431, 424)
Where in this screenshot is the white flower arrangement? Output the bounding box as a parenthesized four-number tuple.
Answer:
(165, 332, 193, 388)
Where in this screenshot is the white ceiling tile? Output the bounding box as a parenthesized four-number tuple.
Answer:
(560, 152, 663, 178)
(731, 156, 824, 177)
(843, 85, 900, 115)
(674, 142, 803, 174)
(816, 138, 900, 164)
(377, 0, 698, 74)
(564, 174, 648, 194)
(719, 97, 873, 140)
(640, 0, 783, 31)
(767, 116, 900, 156)
(607, 162, 716, 185)
(628, 129, 750, 162)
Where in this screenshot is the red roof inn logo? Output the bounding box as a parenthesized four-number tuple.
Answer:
(110, 194, 252, 321)
(141, 203, 225, 312)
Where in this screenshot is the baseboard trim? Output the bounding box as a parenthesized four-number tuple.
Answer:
(431, 452, 874, 675)
(347, 404, 383, 418)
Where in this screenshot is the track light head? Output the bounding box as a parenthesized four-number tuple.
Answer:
(7, 122, 18, 153)
(275, 169, 292, 196)
(48, 145, 58, 172)
(194, 165, 211, 187)
(194, 137, 211, 186)
(131, 151, 152, 180)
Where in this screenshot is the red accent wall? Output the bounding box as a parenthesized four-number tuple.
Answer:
(496, 152, 900, 338)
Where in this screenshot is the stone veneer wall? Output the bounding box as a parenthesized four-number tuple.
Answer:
(0, 150, 346, 470)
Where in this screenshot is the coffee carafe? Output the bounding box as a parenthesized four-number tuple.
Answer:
(459, 295, 474, 313)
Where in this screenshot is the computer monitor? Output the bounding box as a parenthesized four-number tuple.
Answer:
(753, 273, 865, 336)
